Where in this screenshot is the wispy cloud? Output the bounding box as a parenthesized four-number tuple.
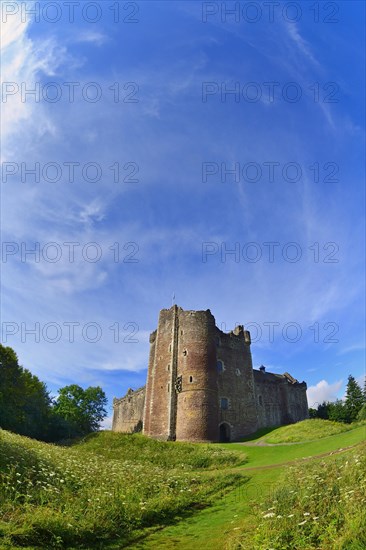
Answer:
(73, 30, 108, 46)
(284, 21, 320, 67)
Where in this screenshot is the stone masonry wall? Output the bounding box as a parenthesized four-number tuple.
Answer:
(254, 370, 308, 429)
(112, 387, 145, 433)
(217, 326, 258, 440)
(143, 308, 176, 440)
(175, 309, 219, 442)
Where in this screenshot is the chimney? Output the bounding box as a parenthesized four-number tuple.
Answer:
(259, 365, 266, 373)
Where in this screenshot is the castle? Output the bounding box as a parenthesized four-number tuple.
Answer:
(112, 306, 309, 442)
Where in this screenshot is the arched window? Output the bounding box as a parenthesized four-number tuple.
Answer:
(216, 336, 221, 347)
(189, 376, 193, 383)
(259, 395, 263, 406)
(217, 360, 224, 373)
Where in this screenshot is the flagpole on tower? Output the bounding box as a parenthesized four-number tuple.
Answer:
(172, 293, 176, 306)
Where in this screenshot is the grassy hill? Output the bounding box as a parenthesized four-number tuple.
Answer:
(255, 418, 366, 444)
(0, 421, 365, 549)
(0, 430, 245, 549)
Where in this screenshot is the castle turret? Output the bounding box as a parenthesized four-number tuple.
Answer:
(143, 306, 178, 440)
(175, 309, 219, 442)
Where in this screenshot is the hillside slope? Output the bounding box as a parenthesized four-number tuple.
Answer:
(257, 418, 365, 444)
(0, 430, 245, 549)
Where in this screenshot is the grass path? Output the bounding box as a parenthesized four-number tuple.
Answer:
(238, 442, 359, 471)
(125, 426, 365, 549)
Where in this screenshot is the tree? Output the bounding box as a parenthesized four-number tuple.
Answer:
(0, 345, 24, 431)
(53, 384, 107, 437)
(308, 408, 318, 419)
(344, 375, 364, 423)
(316, 401, 330, 420)
(0, 344, 51, 439)
(327, 400, 349, 423)
(358, 404, 366, 421)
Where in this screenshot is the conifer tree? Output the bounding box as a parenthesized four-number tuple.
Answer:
(344, 375, 364, 422)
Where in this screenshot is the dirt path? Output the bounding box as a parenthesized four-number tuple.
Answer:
(241, 443, 360, 471)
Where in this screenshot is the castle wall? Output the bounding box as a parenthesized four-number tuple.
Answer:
(143, 308, 177, 440)
(175, 309, 219, 442)
(112, 387, 145, 433)
(254, 370, 308, 429)
(142, 330, 157, 435)
(283, 381, 309, 423)
(254, 372, 286, 428)
(217, 327, 258, 440)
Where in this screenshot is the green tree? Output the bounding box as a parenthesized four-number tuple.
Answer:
(344, 375, 364, 423)
(357, 403, 366, 421)
(308, 408, 318, 419)
(0, 344, 51, 438)
(0, 345, 24, 431)
(316, 401, 330, 420)
(54, 384, 107, 437)
(327, 399, 348, 423)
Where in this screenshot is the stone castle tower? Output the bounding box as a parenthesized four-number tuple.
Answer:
(113, 306, 309, 442)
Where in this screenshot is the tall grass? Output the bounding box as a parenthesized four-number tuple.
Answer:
(229, 442, 366, 549)
(75, 430, 243, 469)
(0, 430, 246, 548)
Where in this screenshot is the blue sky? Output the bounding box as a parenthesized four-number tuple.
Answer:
(1, 0, 365, 426)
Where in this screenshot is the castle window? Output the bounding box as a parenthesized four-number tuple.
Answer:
(169, 344, 172, 352)
(220, 397, 228, 410)
(189, 376, 193, 383)
(217, 360, 224, 373)
(235, 368, 241, 376)
(167, 383, 170, 392)
(181, 330, 183, 335)
(259, 395, 263, 406)
(167, 364, 170, 372)
(183, 349, 188, 356)
(216, 337, 221, 346)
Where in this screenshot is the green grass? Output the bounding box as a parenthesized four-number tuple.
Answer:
(75, 431, 244, 469)
(219, 425, 366, 468)
(0, 430, 245, 549)
(134, 423, 366, 549)
(1, 422, 365, 549)
(257, 419, 366, 444)
(228, 442, 366, 549)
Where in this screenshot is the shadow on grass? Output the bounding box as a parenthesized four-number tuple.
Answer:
(8, 477, 250, 549)
(89, 476, 251, 550)
(237, 426, 280, 442)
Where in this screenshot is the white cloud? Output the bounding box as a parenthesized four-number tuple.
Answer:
(0, 2, 67, 158)
(100, 415, 113, 430)
(307, 379, 344, 408)
(285, 21, 319, 67)
(73, 30, 107, 47)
